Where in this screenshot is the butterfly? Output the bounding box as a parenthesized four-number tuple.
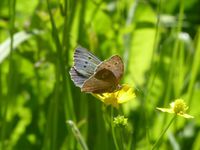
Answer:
(69, 46, 124, 93)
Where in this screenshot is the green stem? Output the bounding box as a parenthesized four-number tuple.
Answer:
(127, 134, 133, 150)
(119, 128, 124, 150)
(161, 0, 185, 137)
(187, 28, 200, 108)
(143, 0, 162, 147)
(67, 120, 89, 150)
(152, 115, 176, 150)
(111, 107, 120, 150)
(164, 0, 185, 106)
(0, 0, 16, 149)
(46, 0, 75, 121)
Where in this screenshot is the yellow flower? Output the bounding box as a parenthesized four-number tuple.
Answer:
(93, 84, 136, 108)
(156, 99, 194, 119)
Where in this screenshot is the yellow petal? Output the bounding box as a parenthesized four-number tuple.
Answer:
(92, 94, 105, 102)
(117, 84, 136, 103)
(156, 107, 174, 113)
(92, 84, 136, 108)
(178, 113, 194, 119)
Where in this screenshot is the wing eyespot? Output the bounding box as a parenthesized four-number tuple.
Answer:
(85, 61, 88, 64)
(88, 56, 91, 60)
(83, 65, 86, 68)
(101, 73, 106, 79)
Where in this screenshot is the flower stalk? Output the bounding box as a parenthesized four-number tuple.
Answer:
(152, 115, 176, 150)
(111, 107, 120, 150)
(154, 99, 194, 149)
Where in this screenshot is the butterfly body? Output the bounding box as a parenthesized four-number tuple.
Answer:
(69, 46, 124, 94)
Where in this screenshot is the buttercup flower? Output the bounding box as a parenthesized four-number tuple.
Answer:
(156, 99, 194, 119)
(113, 115, 128, 127)
(93, 84, 136, 108)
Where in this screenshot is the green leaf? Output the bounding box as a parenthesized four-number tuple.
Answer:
(0, 30, 40, 63)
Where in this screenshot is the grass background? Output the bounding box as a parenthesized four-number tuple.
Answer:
(0, 0, 200, 149)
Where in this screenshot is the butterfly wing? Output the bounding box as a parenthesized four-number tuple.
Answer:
(70, 47, 124, 93)
(81, 68, 118, 93)
(74, 46, 101, 77)
(95, 55, 124, 82)
(69, 67, 88, 88)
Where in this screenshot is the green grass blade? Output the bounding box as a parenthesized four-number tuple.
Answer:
(0, 30, 40, 63)
(187, 28, 200, 107)
(67, 120, 89, 150)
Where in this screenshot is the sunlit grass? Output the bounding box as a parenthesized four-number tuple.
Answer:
(0, 0, 199, 149)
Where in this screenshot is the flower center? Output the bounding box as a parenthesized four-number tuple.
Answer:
(172, 99, 188, 114)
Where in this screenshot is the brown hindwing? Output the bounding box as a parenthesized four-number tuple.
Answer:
(81, 68, 118, 93)
(95, 55, 124, 82)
